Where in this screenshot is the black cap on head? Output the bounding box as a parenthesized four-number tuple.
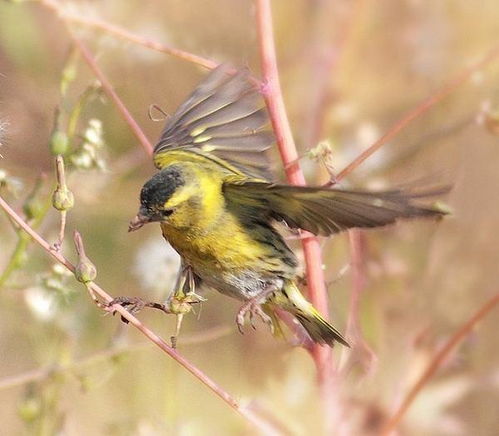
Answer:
(140, 166, 184, 211)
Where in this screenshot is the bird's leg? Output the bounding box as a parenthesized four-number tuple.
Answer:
(169, 263, 206, 306)
(236, 285, 277, 334)
(104, 265, 201, 324)
(166, 263, 206, 347)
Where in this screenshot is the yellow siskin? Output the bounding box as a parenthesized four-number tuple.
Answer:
(118, 65, 447, 347)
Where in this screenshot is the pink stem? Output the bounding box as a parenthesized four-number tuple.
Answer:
(381, 292, 499, 435)
(254, 0, 336, 425)
(39, 0, 218, 71)
(334, 44, 499, 183)
(68, 33, 154, 155)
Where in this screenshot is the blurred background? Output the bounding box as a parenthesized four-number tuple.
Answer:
(1, 0, 498, 434)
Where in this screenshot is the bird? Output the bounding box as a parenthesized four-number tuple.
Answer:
(117, 65, 448, 347)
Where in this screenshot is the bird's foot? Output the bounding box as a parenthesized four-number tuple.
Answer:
(104, 296, 171, 323)
(236, 300, 274, 335)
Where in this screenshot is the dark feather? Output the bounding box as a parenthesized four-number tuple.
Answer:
(153, 65, 273, 179)
(224, 179, 450, 236)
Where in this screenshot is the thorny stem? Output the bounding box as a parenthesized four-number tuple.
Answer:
(0, 194, 282, 435)
(333, 44, 499, 183)
(255, 0, 338, 430)
(380, 292, 499, 435)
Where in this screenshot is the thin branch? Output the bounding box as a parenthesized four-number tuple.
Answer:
(52, 156, 72, 250)
(67, 33, 154, 155)
(334, 44, 499, 183)
(0, 176, 49, 288)
(0, 326, 231, 391)
(254, 0, 338, 431)
(341, 230, 377, 375)
(380, 292, 499, 435)
(0, 194, 278, 434)
(39, 0, 218, 71)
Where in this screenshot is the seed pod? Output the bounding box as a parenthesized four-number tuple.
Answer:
(73, 231, 97, 283)
(74, 257, 97, 283)
(52, 186, 74, 211)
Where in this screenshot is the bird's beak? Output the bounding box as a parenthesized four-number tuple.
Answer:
(128, 211, 151, 232)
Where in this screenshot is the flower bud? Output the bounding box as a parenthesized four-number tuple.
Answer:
(52, 186, 74, 211)
(74, 257, 97, 283)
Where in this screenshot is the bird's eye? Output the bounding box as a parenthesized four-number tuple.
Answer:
(161, 208, 174, 217)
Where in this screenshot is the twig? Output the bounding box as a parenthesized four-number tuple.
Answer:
(380, 292, 499, 435)
(333, 44, 499, 183)
(0, 326, 231, 391)
(341, 230, 377, 375)
(254, 0, 338, 431)
(302, 0, 364, 150)
(0, 176, 49, 287)
(0, 194, 279, 434)
(0, 232, 30, 287)
(52, 156, 72, 250)
(68, 33, 154, 155)
(39, 0, 218, 71)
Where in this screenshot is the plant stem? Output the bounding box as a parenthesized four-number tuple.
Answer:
(0, 232, 30, 287)
(254, 0, 338, 431)
(381, 292, 499, 435)
(0, 326, 231, 391)
(67, 34, 154, 155)
(39, 0, 218, 71)
(333, 44, 499, 183)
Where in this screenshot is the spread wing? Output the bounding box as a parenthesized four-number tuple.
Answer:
(223, 178, 449, 236)
(153, 65, 273, 179)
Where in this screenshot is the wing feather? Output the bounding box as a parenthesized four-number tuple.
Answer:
(223, 180, 449, 236)
(153, 65, 273, 179)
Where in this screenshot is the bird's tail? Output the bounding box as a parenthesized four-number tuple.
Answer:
(271, 282, 349, 347)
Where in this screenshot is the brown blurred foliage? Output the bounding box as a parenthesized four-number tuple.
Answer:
(1, 0, 498, 435)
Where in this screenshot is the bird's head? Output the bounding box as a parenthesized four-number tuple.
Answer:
(128, 166, 186, 231)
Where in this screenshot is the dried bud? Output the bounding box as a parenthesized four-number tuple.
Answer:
(52, 186, 74, 211)
(307, 140, 335, 175)
(168, 296, 193, 315)
(50, 130, 69, 155)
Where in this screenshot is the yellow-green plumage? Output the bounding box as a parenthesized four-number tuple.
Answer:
(127, 65, 448, 347)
